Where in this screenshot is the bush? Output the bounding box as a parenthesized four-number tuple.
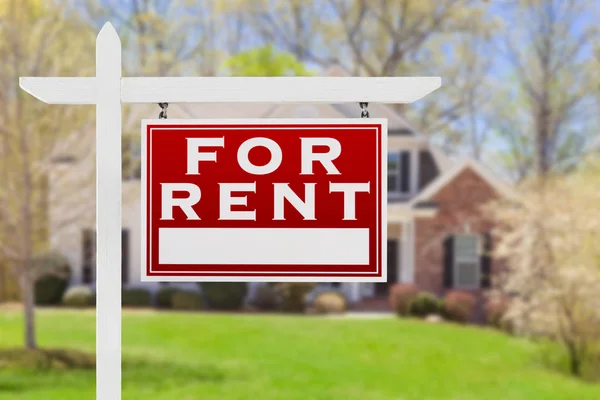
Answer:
(171, 290, 203, 310)
(33, 252, 71, 306)
(442, 291, 477, 323)
(485, 296, 513, 333)
(274, 283, 316, 313)
(389, 283, 419, 316)
(198, 282, 248, 310)
(312, 291, 347, 314)
(62, 286, 94, 308)
(122, 288, 152, 307)
(408, 292, 442, 318)
(156, 286, 179, 309)
(251, 284, 281, 311)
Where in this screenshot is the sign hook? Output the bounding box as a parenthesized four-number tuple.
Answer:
(158, 102, 168, 119)
(359, 102, 369, 118)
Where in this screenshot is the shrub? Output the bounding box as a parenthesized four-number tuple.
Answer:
(273, 283, 316, 312)
(389, 283, 419, 316)
(156, 286, 179, 309)
(442, 291, 477, 323)
(408, 292, 442, 318)
(485, 296, 513, 333)
(62, 286, 94, 308)
(312, 291, 347, 314)
(251, 284, 281, 311)
(33, 252, 71, 306)
(122, 288, 152, 307)
(198, 282, 248, 310)
(171, 290, 203, 310)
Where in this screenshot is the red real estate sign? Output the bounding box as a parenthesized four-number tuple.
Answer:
(141, 119, 387, 282)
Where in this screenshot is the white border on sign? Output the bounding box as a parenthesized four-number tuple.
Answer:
(140, 118, 387, 282)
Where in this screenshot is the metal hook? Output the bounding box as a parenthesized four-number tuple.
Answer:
(158, 102, 168, 119)
(359, 102, 369, 118)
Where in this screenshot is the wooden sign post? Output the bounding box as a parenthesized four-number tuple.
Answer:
(19, 22, 440, 400)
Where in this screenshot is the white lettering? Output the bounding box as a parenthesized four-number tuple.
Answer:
(186, 137, 224, 175)
(300, 137, 341, 175)
(273, 183, 316, 220)
(237, 137, 282, 175)
(329, 182, 370, 220)
(219, 182, 257, 220)
(161, 183, 201, 220)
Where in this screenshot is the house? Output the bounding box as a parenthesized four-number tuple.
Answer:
(49, 71, 514, 309)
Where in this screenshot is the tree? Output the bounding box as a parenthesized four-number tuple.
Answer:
(222, 44, 312, 76)
(486, 158, 600, 376)
(492, 0, 598, 180)
(81, 0, 247, 77)
(0, 0, 94, 349)
(226, 0, 499, 153)
(81, 0, 257, 181)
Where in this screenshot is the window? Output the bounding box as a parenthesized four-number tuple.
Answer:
(122, 229, 130, 284)
(81, 228, 130, 285)
(388, 151, 411, 196)
(82, 229, 95, 284)
(453, 235, 480, 289)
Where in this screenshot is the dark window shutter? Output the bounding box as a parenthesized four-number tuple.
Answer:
(82, 229, 95, 284)
(480, 232, 492, 288)
(443, 236, 454, 289)
(122, 229, 130, 285)
(400, 151, 411, 193)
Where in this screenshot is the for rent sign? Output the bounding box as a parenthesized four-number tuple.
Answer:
(141, 119, 387, 282)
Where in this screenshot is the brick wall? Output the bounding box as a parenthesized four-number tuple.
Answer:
(413, 168, 502, 295)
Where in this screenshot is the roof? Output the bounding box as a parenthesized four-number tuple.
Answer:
(52, 100, 422, 161)
(409, 158, 517, 207)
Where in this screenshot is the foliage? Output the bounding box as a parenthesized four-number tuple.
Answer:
(62, 286, 94, 308)
(198, 282, 248, 310)
(408, 292, 442, 318)
(223, 45, 311, 76)
(155, 286, 179, 309)
(485, 296, 513, 333)
(0, 0, 95, 348)
(231, 0, 503, 152)
(273, 283, 316, 313)
(122, 288, 152, 308)
(536, 339, 600, 383)
(389, 283, 419, 316)
(486, 158, 600, 376)
(441, 291, 477, 323)
(487, 0, 598, 179)
(0, 348, 95, 370)
(33, 252, 71, 306)
(311, 291, 347, 315)
(171, 290, 203, 311)
(250, 284, 281, 311)
(35, 277, 69, 306)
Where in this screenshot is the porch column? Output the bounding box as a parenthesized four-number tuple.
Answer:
(348, 282, 361, 303)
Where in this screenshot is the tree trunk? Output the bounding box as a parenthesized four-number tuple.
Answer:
(569, 352, 581, 376)
(19, 267, 37, 349)
(566, 340, 581, 376)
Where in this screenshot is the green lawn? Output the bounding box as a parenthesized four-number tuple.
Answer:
(0, 309, 598, 399)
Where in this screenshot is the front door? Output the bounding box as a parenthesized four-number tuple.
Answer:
(375, 239, 399, 296)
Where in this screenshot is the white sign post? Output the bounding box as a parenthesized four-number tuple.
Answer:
(20, 22, 440, 400)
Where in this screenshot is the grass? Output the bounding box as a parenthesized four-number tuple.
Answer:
(1, 309, 599, 399)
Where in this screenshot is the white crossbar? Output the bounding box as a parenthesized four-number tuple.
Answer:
(20, 76, 440, 104)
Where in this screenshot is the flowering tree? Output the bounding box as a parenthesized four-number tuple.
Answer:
(486, 157, 600, 376)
